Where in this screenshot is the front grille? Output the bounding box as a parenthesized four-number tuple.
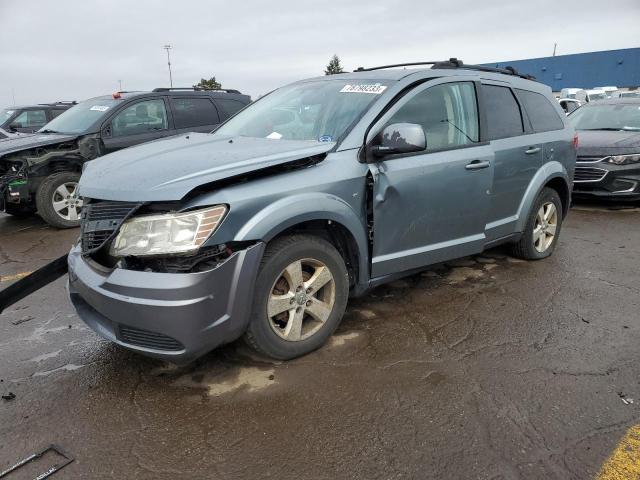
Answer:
(118, 325, 184, 351)
(577, 156, 605, 164)
(574, 167, 608, 183)
(80, 201, 142, 253)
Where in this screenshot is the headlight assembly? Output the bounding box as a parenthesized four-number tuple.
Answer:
(606, 154, 640, 166)
(110, 205, 227, 257)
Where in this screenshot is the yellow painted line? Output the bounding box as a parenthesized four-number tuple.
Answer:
(0, 271, 32, 282)
(598, 424, 640, 480)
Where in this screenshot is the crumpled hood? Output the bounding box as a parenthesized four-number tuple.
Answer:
(0, 133, 79, 157)
(80, 134, 335, 201)
(577, 129, 640, 157)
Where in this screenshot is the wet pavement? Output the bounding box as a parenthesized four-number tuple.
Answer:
(0, 204, 639, 479)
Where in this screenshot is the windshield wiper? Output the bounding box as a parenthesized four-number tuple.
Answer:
(581, 128, 626, 131)
(39, 129, 60, 134)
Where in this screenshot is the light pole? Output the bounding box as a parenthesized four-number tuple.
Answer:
(163, 45, 173, 88)
(118, 80, 122, 91)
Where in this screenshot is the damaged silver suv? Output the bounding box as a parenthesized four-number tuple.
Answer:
(66, 59, 576, 363)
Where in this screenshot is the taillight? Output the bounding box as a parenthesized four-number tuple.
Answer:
(573, 133, 579, 150)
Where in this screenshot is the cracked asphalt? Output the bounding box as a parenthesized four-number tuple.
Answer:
(0, 203, 639, 479)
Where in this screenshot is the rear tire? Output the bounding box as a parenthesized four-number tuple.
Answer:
(36, 172, 83, 229)
(244, 234, 349, 360)
(511, 187, 563, 260)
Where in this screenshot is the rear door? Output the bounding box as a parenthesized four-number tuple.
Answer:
(481, 83, 542, 241)
(369, 79, 494, 277)
(169, 96, 221, 134)
(101, 98, 171, 153)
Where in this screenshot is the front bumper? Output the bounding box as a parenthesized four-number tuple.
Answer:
(573, 161, 640, 200)
(67, 242, 265, 363)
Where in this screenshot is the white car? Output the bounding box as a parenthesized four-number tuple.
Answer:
(558, 98, 581, 114)
(593, 86, 619, 98)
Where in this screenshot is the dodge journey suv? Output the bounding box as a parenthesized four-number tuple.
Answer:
(67, 59, 576, 363)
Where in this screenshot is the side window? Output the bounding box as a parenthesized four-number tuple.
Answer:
(516, 89, 565, 132)
(215, 98, 245, 118)
(170, 97, 220, 129)
(12, 110, 47, 128)
(481, 85, 524, 140)
(50, 109, 66, 119)
(111, 99, 168, 137)
(385, 82, 479, 151)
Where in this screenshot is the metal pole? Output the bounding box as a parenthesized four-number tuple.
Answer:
(118, 80, 122, 91)
(11, 88, 15, 105)
(553, 43, 557, 57)
(163, 45, 173, 88)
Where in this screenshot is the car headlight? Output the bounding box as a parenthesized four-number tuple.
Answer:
(606, 154, 640, 165)
(109, 205, 227, 257)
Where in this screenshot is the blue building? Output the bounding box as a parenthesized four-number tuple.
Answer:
(482, 47, 640, 92)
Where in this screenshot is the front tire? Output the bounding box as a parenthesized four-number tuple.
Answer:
(36, 172, 83, 228)
(511, 187, 563, 260)
(244, 234, 349, 360)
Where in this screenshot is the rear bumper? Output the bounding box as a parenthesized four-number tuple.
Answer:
(573, 162, 640, 200)
(67, 242, 265, 363)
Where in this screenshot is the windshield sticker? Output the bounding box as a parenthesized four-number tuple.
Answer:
(318, 135, 334, 142)
(340, 84, 387, 94)
(89, 105, 110, 112)
(266, 131, 283, 140)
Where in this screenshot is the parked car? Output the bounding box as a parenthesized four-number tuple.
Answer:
(558, 98, 581, 114)
(593, 86, 619, 98)
(0, 102, 76, 134)
(0, 88, 251, 227)
(568, 97, 640, 200)
(560, 88, 583, 99)
(615, 91, 640, 99)
(67, 59, 576, 363)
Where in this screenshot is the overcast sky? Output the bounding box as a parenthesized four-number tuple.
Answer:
(0, 0, 638, 106)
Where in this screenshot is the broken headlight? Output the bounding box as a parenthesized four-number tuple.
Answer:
(109, 205, 227, 257)
(606, 154, 640, 165)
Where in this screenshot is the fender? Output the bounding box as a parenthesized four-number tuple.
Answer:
(234, 192, 370, 287)
(515, 160, 571, 233)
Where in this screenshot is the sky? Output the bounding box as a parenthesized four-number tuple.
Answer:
(0, 0, 639, 107)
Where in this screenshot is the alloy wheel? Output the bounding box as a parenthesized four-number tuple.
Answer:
(533, 201, 558, 253)
(267, 258, 336, 341)
(52, 182, 83, 221)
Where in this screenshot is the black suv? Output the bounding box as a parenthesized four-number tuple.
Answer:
(0, 102, 76, 136)
(0, 88, 251, 227)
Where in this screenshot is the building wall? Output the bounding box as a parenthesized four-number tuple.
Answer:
(482, 48, 640, 92)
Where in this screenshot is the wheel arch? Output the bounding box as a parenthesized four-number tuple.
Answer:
(233, 193, 370, 289)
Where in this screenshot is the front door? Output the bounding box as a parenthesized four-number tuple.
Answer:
(368, 80, 494, 278)
(102, 98, 171, 153)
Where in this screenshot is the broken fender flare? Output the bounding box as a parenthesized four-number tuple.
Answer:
(0, 254, 69, 314)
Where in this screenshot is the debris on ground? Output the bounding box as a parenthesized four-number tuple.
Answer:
(618, 392, 634, 405)
(0, 444, 74, 479)
(2, 392, 16, 401)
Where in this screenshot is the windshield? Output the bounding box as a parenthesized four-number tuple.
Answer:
(0, 109, 16, 125)
(569, 104, 640, 131)
(40, 98, 121, 134)
(214, 80, 390, 142)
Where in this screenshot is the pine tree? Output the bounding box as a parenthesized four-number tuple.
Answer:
(324, 55, 344, 75)
(193, 76, 222, 90)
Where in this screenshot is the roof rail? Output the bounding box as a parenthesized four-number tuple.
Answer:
(354, 57, 536, 80)
(39, 101, 77, 106)
(152, 87, 242, 94)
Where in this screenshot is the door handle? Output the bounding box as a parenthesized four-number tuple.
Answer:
(525, 147, 541, 155)
(465, 160, 491, 170)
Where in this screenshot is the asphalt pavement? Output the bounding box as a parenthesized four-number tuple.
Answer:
(0, 203, 639, 479)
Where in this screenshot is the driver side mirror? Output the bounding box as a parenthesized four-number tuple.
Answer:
(369, 123, 426, 160)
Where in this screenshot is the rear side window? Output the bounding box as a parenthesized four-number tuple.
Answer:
(481, 85, 524, 140)
(171, 97, 220, 128)
(12, 109, 47, 128)
(215, 98, 246, 118)
(516, 89, 565, 132)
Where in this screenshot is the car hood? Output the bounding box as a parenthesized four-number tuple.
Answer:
(80, 134, 336, 202)
(576, 129, 640, 157)
(0, 133, 79, 156)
